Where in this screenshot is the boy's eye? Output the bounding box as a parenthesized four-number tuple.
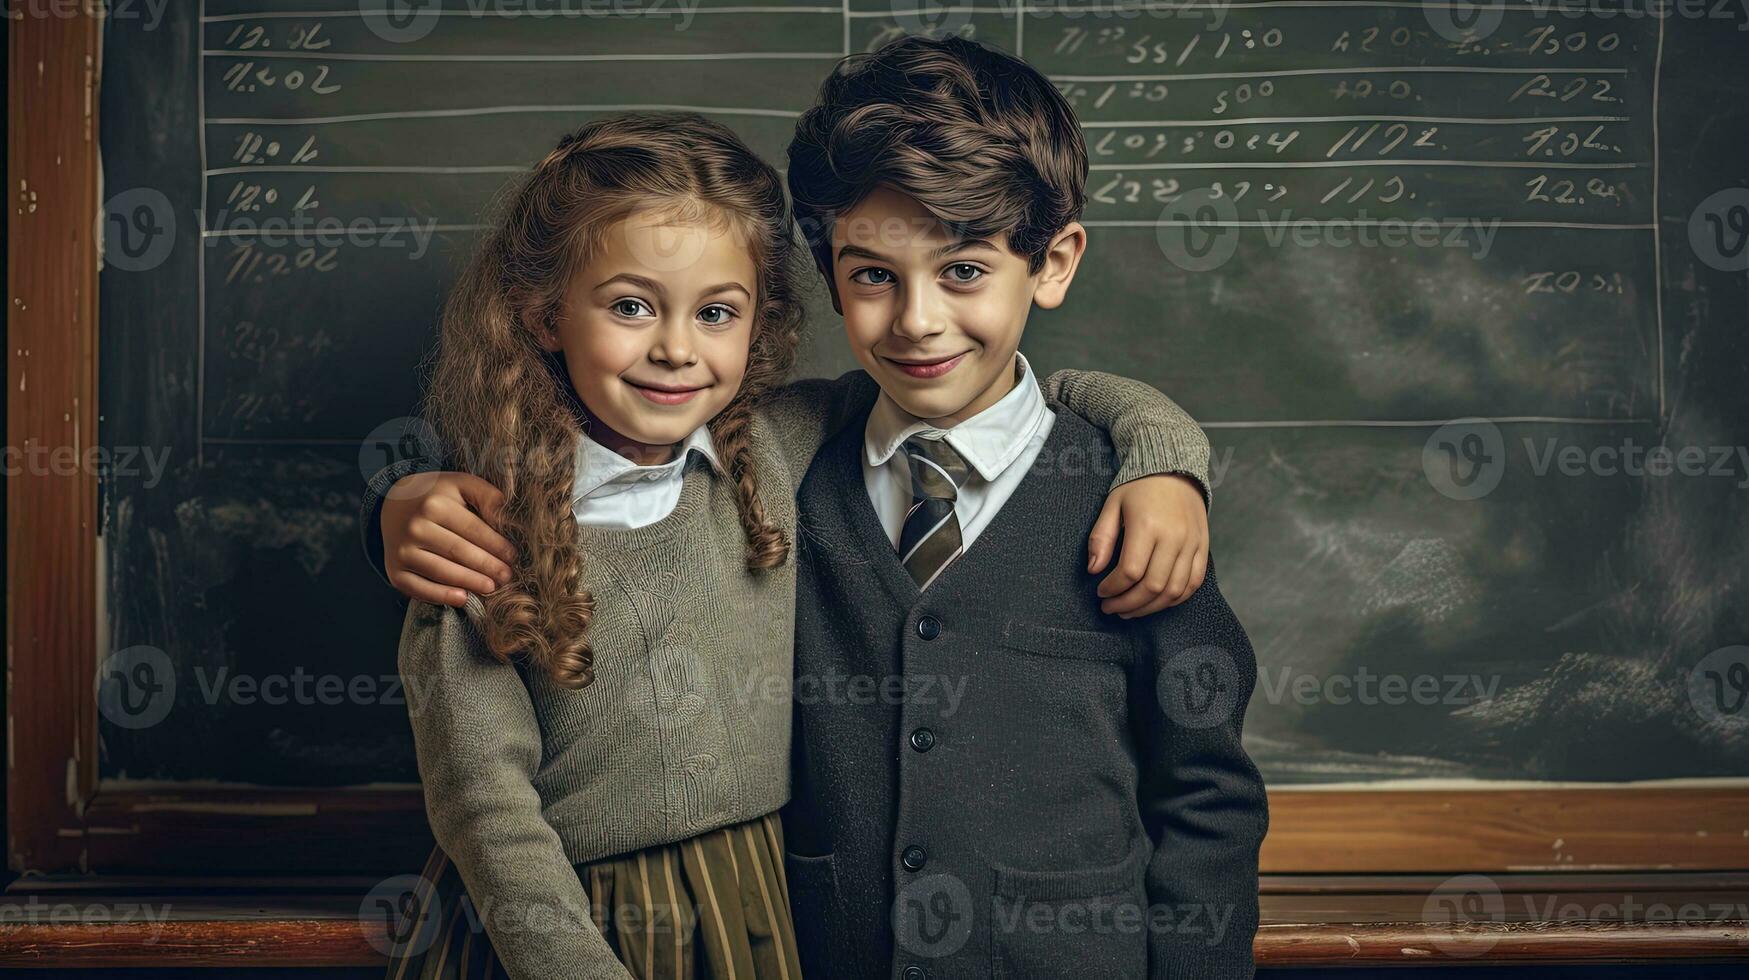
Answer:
(611, 298, 653, 318)
(944, 263, 984, 284)
(698, 304, 737, 328)
(850, 268, 895, 286)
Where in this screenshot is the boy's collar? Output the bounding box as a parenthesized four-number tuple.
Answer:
(862, 352, 1048, 482)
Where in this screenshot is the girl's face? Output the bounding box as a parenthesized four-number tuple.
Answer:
(542, 210, 757, 461)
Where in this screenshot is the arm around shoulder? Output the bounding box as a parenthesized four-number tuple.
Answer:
(361, 453, 445, 585)
(1043, 369, 1213, 505)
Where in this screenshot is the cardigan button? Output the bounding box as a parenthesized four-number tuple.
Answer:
(909, 728, 936, 752)
(901, 844, 927, 871)
(916, 616, 941, 640)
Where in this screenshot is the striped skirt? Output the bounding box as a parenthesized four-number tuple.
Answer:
(385, 812, 803, 980)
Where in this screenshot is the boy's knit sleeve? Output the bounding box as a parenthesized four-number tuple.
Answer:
(1127, 557, 1268, 980)
(360, 454, 445, 586)
(1042, 370, 1213, 506)
(398, 597, 634, 980)
(757, 370, 882, 486)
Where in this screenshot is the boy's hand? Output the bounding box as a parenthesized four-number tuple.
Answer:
(1087, 473, 1208, 619)
(383, 472, 518, 607)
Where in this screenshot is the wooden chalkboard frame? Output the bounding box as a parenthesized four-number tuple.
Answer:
(8, 7, 1748, 879)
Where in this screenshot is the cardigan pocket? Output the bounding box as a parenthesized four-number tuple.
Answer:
(998, 620, 1135, 666)
(988, 835, 1151, 980)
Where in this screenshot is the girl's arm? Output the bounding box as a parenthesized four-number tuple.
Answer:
(756, 370, 883, 486)
(761, 367, 1213, 612)
(1040, 369, 1215, 617)
(398, 598, 634, 980)
(1041, 369, 1212, 501)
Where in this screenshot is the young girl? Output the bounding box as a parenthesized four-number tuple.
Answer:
(390, 114, 837, 980)
(386, 113, 1209, 980)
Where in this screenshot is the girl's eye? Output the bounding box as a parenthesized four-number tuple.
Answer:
(611, 298, 653, 318)
(945, 263, 985, 284)
(850, 268, 895, 286)
(698, 304, 737, 328)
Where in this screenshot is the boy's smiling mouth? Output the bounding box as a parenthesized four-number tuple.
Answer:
(884, 351, 968, 379)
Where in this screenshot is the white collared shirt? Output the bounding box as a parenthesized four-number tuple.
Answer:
(863, 352, 1055, 552)
(571, 424, 722, 529)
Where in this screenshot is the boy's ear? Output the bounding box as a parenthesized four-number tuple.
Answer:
(1031, 221, 1087, 311)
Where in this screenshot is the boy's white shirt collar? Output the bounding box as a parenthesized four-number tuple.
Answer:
(863, 352, 1048, 482)
(572, 423, 721, 509)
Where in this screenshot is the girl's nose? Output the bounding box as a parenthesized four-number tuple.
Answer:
(649, 319, 697, 367)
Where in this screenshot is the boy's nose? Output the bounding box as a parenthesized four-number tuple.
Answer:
(891, 287, 946, 343)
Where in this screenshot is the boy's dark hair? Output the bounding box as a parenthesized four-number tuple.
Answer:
(786, 35, 1088, 280)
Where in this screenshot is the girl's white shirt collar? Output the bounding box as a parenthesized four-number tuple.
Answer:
(570, 424, 722, 529)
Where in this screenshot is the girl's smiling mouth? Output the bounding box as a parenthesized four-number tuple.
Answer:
(625, 379, 709, 405)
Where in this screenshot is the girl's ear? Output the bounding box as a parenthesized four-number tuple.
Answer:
(1031, 221, 1087, 311)
(533, 311, 565, 353)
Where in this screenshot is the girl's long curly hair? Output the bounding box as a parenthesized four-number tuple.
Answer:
(424, 113, 806, 689)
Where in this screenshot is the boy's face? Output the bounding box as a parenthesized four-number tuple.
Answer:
(829, 186, 1085, 426)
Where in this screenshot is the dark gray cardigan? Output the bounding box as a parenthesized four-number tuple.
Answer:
(783, 407, 1268, 980)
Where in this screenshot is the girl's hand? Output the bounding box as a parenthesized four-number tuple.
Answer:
(383, 472, 518, 607)
(1086, 473, 1209, 619)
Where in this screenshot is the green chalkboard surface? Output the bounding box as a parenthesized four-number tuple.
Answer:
(97, 2, 1748, 789)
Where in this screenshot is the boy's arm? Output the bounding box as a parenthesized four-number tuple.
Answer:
(1128, 558, 1268, 980)
(358, 370, 877, 603)
(757, 369, 883, 486)
(1042, 369, 1213, 616)
(399, 598, 634, 980)
(362, 457, 517, 608)
(360, 455, 442, 585)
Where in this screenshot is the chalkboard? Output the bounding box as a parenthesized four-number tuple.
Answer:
(96, 1, 1748, 789)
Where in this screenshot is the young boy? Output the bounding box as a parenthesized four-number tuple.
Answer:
(776, 36, 1267, 980)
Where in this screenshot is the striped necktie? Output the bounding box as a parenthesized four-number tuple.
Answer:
(898, 436, 971, 590)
